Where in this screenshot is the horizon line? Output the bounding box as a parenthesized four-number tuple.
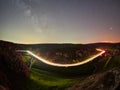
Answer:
(0, 40, 120, 45)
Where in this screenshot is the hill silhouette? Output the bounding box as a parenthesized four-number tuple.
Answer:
(0, 40, 120, 90)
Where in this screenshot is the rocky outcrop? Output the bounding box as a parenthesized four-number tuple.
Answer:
(66, 67, 120, 90)
(0, 41, 29, 90)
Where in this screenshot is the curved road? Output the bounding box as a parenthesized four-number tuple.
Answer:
(16, 48, 105, 67)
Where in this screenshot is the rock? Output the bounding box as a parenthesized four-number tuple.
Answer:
(66, 67, 120, 90)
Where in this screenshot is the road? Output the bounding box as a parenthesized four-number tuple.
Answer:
(16, 48, 105, 67)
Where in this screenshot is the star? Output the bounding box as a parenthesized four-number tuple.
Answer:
(109, 27, 113, 30)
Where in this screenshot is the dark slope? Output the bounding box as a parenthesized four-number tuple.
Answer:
(0, 40, 120, 90)
(66, 67, 120, 90)
(0, 40, 29, 90)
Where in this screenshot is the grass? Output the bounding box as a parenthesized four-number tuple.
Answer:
(30, 68, 72, 86)
(21, 51, 120, 90)
(24, 68, 85, 90)
(103, 55, 120, 71)
(103, 57, 112, 68)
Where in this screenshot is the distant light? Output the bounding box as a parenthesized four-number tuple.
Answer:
(102, 40, 113, 43)
(103, 50, 105, 53)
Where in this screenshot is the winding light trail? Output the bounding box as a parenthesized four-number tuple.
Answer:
(16, 49, 105, 67)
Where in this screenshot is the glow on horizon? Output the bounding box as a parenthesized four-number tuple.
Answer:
(16, 49, 105, 67)
(0, 0, 120, 44)
(13, 40, 119, 44)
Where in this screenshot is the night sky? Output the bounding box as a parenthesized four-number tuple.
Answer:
(0, 0, 120, 44)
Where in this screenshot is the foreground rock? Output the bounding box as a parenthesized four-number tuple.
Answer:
(66, 67, 120, 90)
(0, 41, 29, 90)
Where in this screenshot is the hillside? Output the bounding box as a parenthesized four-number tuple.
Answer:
(0, 40, 120, 90)
(0, 40, 29, 90)
(67, 67, 120, 90)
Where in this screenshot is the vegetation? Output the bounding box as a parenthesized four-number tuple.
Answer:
(0, 40, 120, 90)
(24, 68, 84, 90)
(0, 41, 29, 90)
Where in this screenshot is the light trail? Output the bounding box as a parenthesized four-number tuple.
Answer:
(16, 49, 105, 67)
